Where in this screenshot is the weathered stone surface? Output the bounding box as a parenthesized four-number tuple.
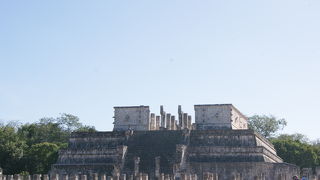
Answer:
(195, 104, 247, 130)
(114, 106, 150, 131)
(50, 104, 299, 180)
(51, 129, 297, 179)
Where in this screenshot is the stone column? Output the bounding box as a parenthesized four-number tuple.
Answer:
(7, 176, 13, 180)
(0, 174, 2, 180)
(101, 175, 107, 180)
(160, 174, 165, 180)
(134, 157, 141, 177)
(42, 175, 49, 180)
(155, 156, 160, 179)
(212, 173, 218, 180)
(203, 173, 211, 180)
(164, 175, 170, 180)
(13, 175, 20, 180)
(315, 167, 320, 180)
(156, 116, 160, 130)
(180, 173, 186, 180)
(120, 174, 126, 180)
(80, 175, 87, 180)
(171, 116, 176, 130)
(51, 174, 59, 180)
(178, 105, 183, 130)
(187, 116, 192, 129)
(106, 177, 113, 180)
(128, 175, 133, 180)
(150, 113, 155, 130)
(191, 174, 197, 180)
(141, 174, 148, 180)
(113, 174, 119, 180)
(92, 174, 98, 180)
(69, 174, 78, 180)
(62, 174, 68, 180)
(166, 114, 171, 130)
(183, 113, 188, 129)
(33, 175, 41, 180)
(160, 106, 166, 128)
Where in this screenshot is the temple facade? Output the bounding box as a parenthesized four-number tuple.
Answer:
(51, 104, 299, 180)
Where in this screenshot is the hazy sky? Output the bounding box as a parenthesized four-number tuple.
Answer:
(1, 0, 320, 139)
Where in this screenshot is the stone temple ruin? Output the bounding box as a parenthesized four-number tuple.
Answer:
(51, 104, 300, 180)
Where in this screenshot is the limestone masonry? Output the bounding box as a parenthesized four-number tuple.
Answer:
(51, 104, 300, 180)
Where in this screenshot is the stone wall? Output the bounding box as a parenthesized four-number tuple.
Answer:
(194, 104, 248, 130)
(51, 129, 298, 179)
(113, 106, 150, 131)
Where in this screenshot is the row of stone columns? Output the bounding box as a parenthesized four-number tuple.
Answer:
(149, 106, 192, 131)
(202, 172, 218, 180)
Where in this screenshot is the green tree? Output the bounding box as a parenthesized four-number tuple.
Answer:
(0, 123, 26, 174)
(272, 138, 318, 168)
(25, 142, 59, 174)
(248, 115, 287, 138)
(18, 113, 96, 146)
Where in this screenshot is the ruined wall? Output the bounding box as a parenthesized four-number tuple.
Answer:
(194, 104, 232, 130)
(113, 106, 150, 131)
(230, 106, 248, 129)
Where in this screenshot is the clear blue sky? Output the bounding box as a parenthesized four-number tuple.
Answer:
(1, 0, 320, 140)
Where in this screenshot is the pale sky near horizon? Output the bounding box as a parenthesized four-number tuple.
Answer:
(1, 0, 320, 140)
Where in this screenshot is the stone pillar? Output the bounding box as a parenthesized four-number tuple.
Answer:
(155, 156, 160, 179)
(178, 105, 183, 130)
(141, 174, 148, 180)
(187, 116, 192, 129)
(171, 116, 176, 130)
(182, 113, 188, 129)
(166, 114, 171, 130)
(42, 175, 49, 180)
(120, 174, 126, 180)
(51, 174, 59, 180)
(106, 177, 113, 180)
(13, 175, 20, 180)
(164, 175, 170, 180)
(160, 174, 165, 180)
(80, 175, 87, 180)
(191, 174, 198, 180)
(134, 157, 141, 177)
(101, 175, 107, 180)
(92, 174, 98, 180)
(212, 173, 218, 180)
(113, 174, 119, 180)
(128, 175, 133, 180)
(0, 174, 2, 180)
(203, 173, 210, 180)
(62, 174, 68, 180)
(180, 174, 186, 180)
(150, 113, 155, 130)
(33, 175, 41, 180)
(156, 116, 160, 130)
(160, 106, 166, 128)
(69, 174, 78, 180)
(7, 176, 13, 180)
(316, 166, 320, 180)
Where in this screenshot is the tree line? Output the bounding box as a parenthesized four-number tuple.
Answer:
(248, 115, 320, 170)
(0, 114, 319, 175)
(0, 114, 95, 175)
